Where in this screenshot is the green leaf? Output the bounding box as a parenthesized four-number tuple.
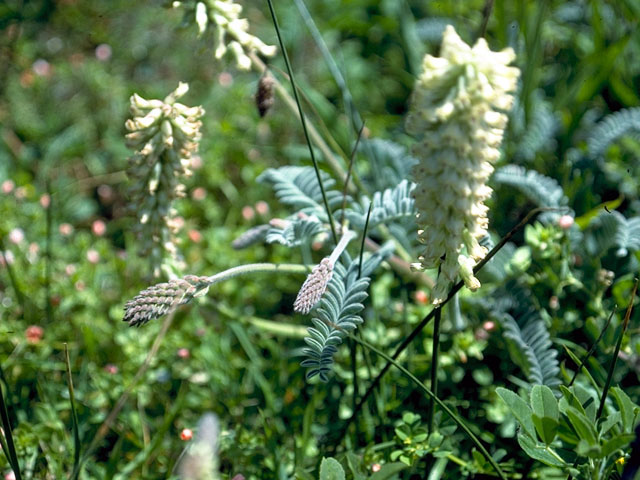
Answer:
(611, 386, 639, 433)
(565, 406, 598, 447)
(426, 457, 448, 480)
(517, 432, 567, 467)
(599, 433, 635, 459)
(530, 385, 559, 444)
(531, 385, 559, 421)
(319, 457, 345, 480)
(496, 387, 537, 440)
(599, 411, 621, 437)
(559, 386, 587, 417)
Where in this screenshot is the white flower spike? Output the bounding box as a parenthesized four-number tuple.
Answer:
(406, 25, 520, 304)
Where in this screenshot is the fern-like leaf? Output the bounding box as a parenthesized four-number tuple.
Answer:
(363, 139, 418, 192)
(587, 108, 640, 158)
(502, 309, 561, 389)
(301, 248, 392, 381)
(265, 216, 326, 247)
(341, 180, 416, 230)
(257, 166, 343, 217)
(586, 211, 640, 258)
(493, 165, 570, 222)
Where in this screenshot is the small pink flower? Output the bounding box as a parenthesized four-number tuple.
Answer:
(26, 325, 44, 344)
(65, 264, 77, 276)
(97, 184, 114, 201)
(414, 290, 428, 305)
(92, 220, 106, 236)
(59, 223, 74, 236)
(28, 242, 39, 256)
(5, 471, 16, 480)
(1, 180, 15, 194)
(482, 321, 496, 332)
(218, 72, 233, 87)
(95, 43, 112, 61)
(241, 206, 255, 221)
(32, 59, 52, 77)
(40, 194, 51, 208)
(549, 296, 559, 310)
(104, 364, 118, 375)
(86, 249, 100, 264)
(191, 155, 203, 170)
(558, 215, 574, 230)
(188, 229, 202, 243)
(8, 228, 24, 245)
(371, 464, 381, 473)
(177, 348, 190, 359)
(255, 201, 269, 216)
(75, 280, 86, 291)
(231, 475, 246, 480)
(192, 187, 206, 201)
(180, 428, 193, 441)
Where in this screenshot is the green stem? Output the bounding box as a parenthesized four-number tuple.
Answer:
(328, 207, 553, 453)
(348, 333, 508, 480)
(428, 306, 442, 433)
(596, 279, 637, 420)
(266, 0, 339, 245)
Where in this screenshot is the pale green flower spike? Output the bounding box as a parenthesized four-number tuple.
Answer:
(125, 83, 205, 278)
(406, 25, 520, 304)
(174, 0, 277, 70)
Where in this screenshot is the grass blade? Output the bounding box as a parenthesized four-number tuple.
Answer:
(65, 343, 81, 479)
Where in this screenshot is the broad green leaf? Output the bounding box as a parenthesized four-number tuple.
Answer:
(599, 433, 635, 458)
(599, 411, 621, 437)
(426, 457, 448, 480)
(531, 385, 559, 421)
(517, 432, 567, 467)
(559, 386, 587, 418)
(611, 387, 639, 433)
(565, 406, 597, 446)
(496, 388, 537, 439)
(319, 457, 345, 480)
(531, 385, 559, 444)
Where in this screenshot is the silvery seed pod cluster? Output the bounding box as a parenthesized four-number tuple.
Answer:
(125, 82, 205, 278)
(173, 0, 277, 70)
(405, 25, 520, 304)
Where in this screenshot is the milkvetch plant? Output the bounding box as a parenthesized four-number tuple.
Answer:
(406, 25, 520, 304)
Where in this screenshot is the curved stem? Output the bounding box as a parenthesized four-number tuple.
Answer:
(265, 0, 338, 245)
(348, 333, 508, 480)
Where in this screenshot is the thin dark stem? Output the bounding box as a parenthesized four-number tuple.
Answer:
(0, 382, 22, 480)
(358, 202, 373, 279)
(266, 0, 338, 245)
(596, 279, 637, 420)
(340, 123, 365, 226)
(348, 333, 508, 480)
(428, 306, 442, 433)
(328, 207, 555, 452)
(569, 306, 616, 387)
(478, 0, 495, 39)
(45, 182, 52, 324)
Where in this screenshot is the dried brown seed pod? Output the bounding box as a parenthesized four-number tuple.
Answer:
(256, 72, 275, 117)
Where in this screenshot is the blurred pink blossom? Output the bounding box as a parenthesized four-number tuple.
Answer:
(95, 43, 112, 61)
(33, 59, 52, 76)
(40, 193, 51, 208)
(59, 223, 74, 236)
(26, 325, 44, 344)
(558, 215, 574, 230)
(242, 206, 255, 221)
(177, 348, 190, 359)
(192, 187, 206, 201)
(255, 201, 269, 216)
(1, 180, 15, 194)
(8, 228, 24, 244)
(92, 219, 106, 236)
(86, 249, 100, 264)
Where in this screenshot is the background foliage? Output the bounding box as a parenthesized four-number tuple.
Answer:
(0, 0, 639, 478)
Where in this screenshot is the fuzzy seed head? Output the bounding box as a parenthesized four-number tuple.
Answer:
(294, 258, 333, 314)
(123, 275, 210, 327)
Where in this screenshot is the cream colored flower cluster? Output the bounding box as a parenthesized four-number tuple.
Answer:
(174, 0, 276, 70)
(405, 25, 520, 304)
(125, 83, 204, 277)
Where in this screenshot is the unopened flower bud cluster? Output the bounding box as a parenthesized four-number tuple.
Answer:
(405, 25, 520, 304)
(173, 0, 276, 70)
(125, 82, 204, 277)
